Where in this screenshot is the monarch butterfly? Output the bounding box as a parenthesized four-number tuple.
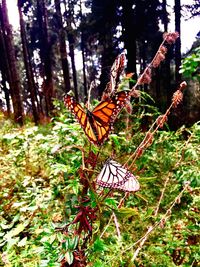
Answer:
(96, 159, 140, 192)
(64, 91, 130, 146)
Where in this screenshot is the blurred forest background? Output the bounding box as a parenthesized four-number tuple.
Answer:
(1, 1, 200, 266)
(0, 0, 200, 125)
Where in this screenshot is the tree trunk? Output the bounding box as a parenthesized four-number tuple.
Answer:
(174, 0, 181, 83)
(162, 0, 168, 32)
(80, 0, 87, 100)
(18, 1, 40, 123)
(81, 33, 88, 100)
(68, 32, 79, 100)
(37, 0, 54, 116)
(54, 0, 71, 94)
(0, 26, 11, 114)
(63, 0, 79, 100)
(0, 0, 23, 124)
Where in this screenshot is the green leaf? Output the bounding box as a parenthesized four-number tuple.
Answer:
(7, 237, 20, 249)
(93, 238, 107, 252)
(71, 236, 78, 249)
(115, 207, 139, 219)
(104, 198, 118, 208)
(49, 234, 56, 244)
(4, 223, 25, 239)
(65, 251, 74, 265)
(17, 237, 27, 247)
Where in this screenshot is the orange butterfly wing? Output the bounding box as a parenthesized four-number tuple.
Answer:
(64, 91, 129, 146)
(64, 95, 100, 144)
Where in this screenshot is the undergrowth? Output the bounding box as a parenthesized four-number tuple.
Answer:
(0, 105, 199, 266)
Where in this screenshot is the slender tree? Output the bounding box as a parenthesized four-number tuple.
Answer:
(54, 0, 71, 94)
(0, 0, 24, 124)
(18, 0, 40, 123)
(0, 26, 11, 113)
(37, 0, 54, 116)
(79, 0, 88, 100)
(63, 0, 79, 101)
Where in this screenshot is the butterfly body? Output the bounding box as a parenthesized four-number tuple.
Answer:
(64, 91, 129, 146)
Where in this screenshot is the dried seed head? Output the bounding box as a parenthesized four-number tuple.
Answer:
(160, 218, 166, 228)
(138, 72, 152, 85)
(125, 101, 132, 114)
(163, 32, 179, 44)
(156, 115, 168, 128)
(172, 90, 183, 108)
(136, 147, 144, 157)
(176, 197, 181, 204)
(146, 68, 152, 76)
(179, 81, 187, 91)
(159, 45, 168, 54)
(152, 51, 166, 68)
(130, 89, 140, 98)
(145, 132, 154, 146)
(166, 209, 172, 216)
(171, 31, 179, 40)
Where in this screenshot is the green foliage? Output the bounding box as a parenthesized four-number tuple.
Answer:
(0, 108, 200, 266)
(180, 46, 200, 82)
